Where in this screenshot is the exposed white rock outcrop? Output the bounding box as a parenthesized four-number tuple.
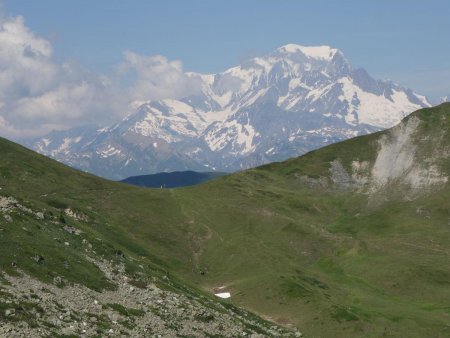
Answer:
(370, 117, 447, 191)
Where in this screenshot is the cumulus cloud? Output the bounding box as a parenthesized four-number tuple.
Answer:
(0, 14, 200, 140)
(0, 16, 56, 100)
(0, 15, 119, 139)
(214, 73, 244, 94)
(117, 51, 202, 102)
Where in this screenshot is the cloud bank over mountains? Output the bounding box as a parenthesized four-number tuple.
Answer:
(0, 14, 198, 139)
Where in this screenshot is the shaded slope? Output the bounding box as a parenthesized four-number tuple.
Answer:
(1, 104, 450, 337)
(121, 170, 227, 188)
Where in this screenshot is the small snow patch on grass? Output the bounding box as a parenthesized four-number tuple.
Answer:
(215, 292, 231, 299)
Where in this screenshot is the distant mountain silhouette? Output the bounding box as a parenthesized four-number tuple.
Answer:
(120, 170, 226, 188)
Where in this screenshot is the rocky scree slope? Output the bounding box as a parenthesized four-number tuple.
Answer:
(28, 44, 430, 179)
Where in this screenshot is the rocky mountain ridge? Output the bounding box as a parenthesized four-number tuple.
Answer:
(29, 44, 430, 179)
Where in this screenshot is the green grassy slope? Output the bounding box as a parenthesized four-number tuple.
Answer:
(1, 103, 450, 337)
(0, 135, 291, 336)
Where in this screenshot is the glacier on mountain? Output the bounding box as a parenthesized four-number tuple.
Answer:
(28, 44, 430, 179)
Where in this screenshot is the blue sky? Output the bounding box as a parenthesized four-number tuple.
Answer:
(0, 0, 448, 139)
(4, 0, 450, 98)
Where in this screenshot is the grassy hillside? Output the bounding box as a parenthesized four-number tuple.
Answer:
(1, 103, 450, 337)
(0, 137, 293, 336)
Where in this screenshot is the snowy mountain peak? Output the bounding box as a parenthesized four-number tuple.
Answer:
(276, 44, 339, 61)
(29, 44, 431, 179)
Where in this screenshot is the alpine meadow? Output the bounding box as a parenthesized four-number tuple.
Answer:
(1, 104, 450, 336)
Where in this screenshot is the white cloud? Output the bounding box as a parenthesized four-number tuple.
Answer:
(0, 16, 56, 99)
(0, 14, 200, 140)
(0, 15, 116, 138)
(118, 51, 202, 102)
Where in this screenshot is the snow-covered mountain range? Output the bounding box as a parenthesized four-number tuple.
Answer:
(28, 44, 430, 179)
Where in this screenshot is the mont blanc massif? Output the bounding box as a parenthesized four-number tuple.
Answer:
(29, 44, 430, 179)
